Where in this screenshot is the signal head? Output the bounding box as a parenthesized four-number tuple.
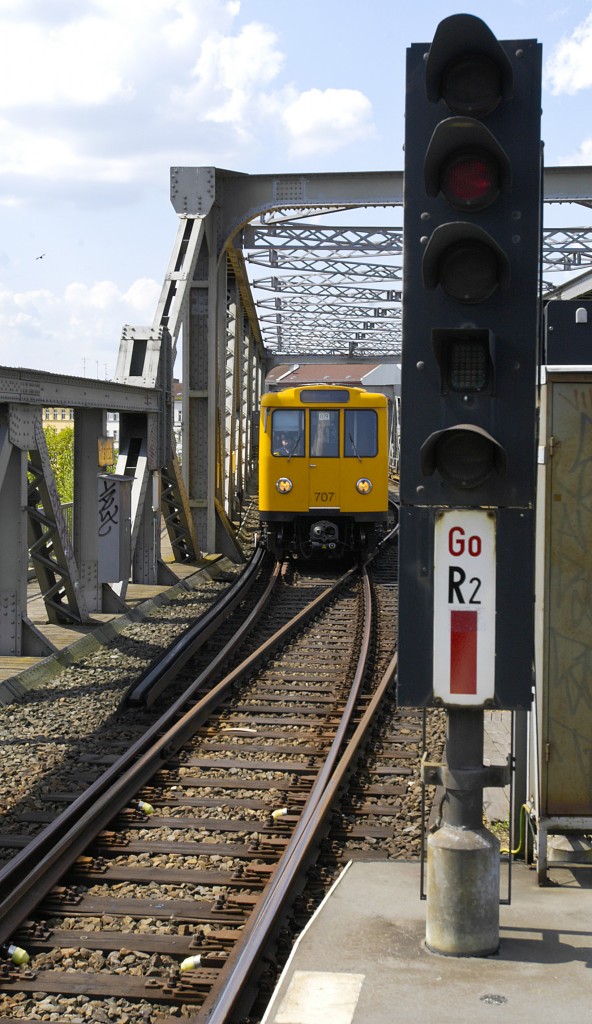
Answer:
(422, 222, 510, 304)
(425, 14, 513, 117)
(424, 118, 512, 212)
(420, 424, 507, 490)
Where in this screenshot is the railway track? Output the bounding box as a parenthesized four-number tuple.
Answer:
(0, 529, 445, 1023)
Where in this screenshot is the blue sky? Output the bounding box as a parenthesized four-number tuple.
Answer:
(1, 0, 592, 378)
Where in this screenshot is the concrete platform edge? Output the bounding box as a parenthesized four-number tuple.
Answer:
(260, 862, 354, 1024)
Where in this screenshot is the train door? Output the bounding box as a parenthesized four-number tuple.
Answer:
(307, 408, 341, 510)
(343, 406, 384, 510)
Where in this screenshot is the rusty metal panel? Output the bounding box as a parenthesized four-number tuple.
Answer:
(542, 375, 592, 816)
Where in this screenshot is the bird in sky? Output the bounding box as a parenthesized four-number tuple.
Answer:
(35, 253, 45, 260)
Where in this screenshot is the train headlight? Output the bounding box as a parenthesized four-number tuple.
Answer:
(356, 477, 373, 494)
(276, 477, 293, 493)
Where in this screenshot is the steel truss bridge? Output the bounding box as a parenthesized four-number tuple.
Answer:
(1, 164, 592, 656)
(246, 220, 592, 356)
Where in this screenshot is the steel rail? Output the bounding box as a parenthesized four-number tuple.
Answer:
(195, 578, 400, 1024)
(0, 559, 359, 947)
(194, 569, 376, 1023)
(126, 539, 268, 707)
(0, 557, 280, 944)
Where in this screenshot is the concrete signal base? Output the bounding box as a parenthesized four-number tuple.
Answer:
(426, 822, 500, 956)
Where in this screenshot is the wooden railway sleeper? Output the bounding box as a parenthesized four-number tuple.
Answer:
(260, 814, 297, 832)
(94, 830, 128, 848)
(74, 854, 107, 873)
(241, 863, 276, 883)
(190, 928, 242, 949)
(289, 773, 316, 792)
(0, 973, 207, 1005)
(249, 837, 289, 856)
(190, 952, 229, 969)
(0, 962, 31, 983)
(223, 893, 260, 910)
(41, 885, 82, 908)
(166, 967, 224, 993)
(15, 920, 52, 940)
(287, 791, 311, 808)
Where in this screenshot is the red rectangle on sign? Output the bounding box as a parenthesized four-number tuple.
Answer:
(450, 610, 477, 694)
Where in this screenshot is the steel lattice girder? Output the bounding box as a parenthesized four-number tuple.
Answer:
(175, 164, 585, 357)
(242, 222, 592, 355)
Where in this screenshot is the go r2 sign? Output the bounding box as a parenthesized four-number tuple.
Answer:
(433, 509, 496, 707)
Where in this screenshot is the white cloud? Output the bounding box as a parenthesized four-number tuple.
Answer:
(544, 10, 592, 94)
(174, 22, 284, 127)
(63, 278, 161, 320)
(13, 287, 58, 312)
(556, 137, 592, 165)
(281, 87, 376, 157)
(0, 15, 132, 108)
(0, 1, 288, 197)
(0, 276, 161, 376)
(0, 1, 244, 111)
(0, 2, 375, 202)
(65, 280, 121, 310)
(123, 277, 162, 313)
(0, 119, 140, 183)
(0, 1, 382, 379)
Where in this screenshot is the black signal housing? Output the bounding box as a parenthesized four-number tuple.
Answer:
(400, 12, 542, 508)
(398, 14, 541, 710)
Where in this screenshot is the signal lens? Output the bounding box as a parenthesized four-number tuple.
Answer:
(441, 153, 499, 210)
(356, 478, 373, 494)
(441, 54, 503, 117)
(435, 430, 496, 489)
(447, 337, 489, 393)
(425, 429, 503, 490)
(438, 240, 500, 303)
(276, 477, 293, 493)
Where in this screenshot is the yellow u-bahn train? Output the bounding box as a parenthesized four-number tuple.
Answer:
(258, 384, 390, 559)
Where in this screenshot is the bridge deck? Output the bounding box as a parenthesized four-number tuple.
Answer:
(0, 537, 212, 691)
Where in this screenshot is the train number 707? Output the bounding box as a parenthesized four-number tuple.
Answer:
(315, 492, 334, 502)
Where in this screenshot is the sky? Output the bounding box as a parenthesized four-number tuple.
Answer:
(1, 0, 592, 380)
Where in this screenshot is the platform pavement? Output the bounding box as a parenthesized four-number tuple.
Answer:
(261, 859, 592, 1024)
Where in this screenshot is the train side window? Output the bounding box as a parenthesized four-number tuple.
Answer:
(344, 409, 378, 458)
(310, 410, 339, 457)
(271, 409, 305, 456)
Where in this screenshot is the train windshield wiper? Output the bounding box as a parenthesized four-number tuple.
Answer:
(287, 433, 302, 461)
(348, 433, 362, 462)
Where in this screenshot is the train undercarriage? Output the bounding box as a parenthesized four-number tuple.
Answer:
(261, 513, 385, 560)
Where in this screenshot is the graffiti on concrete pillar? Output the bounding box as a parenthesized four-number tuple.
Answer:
(98, 476, 119, 537)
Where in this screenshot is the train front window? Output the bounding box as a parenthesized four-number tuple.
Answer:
(310, 410, 339, 457)
(344, 409, 378, 458)
(271, 409, 305, 457)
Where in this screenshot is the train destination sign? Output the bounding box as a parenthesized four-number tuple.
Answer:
(433, 509, 496, 707)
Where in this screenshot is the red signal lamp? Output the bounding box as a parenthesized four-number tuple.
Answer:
(424, 117, 511, 212)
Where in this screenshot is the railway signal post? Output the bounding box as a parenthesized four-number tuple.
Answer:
(398, 15, 542, 954)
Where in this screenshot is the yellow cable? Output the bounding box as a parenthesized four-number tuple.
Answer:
(501, 803, 533, 856)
